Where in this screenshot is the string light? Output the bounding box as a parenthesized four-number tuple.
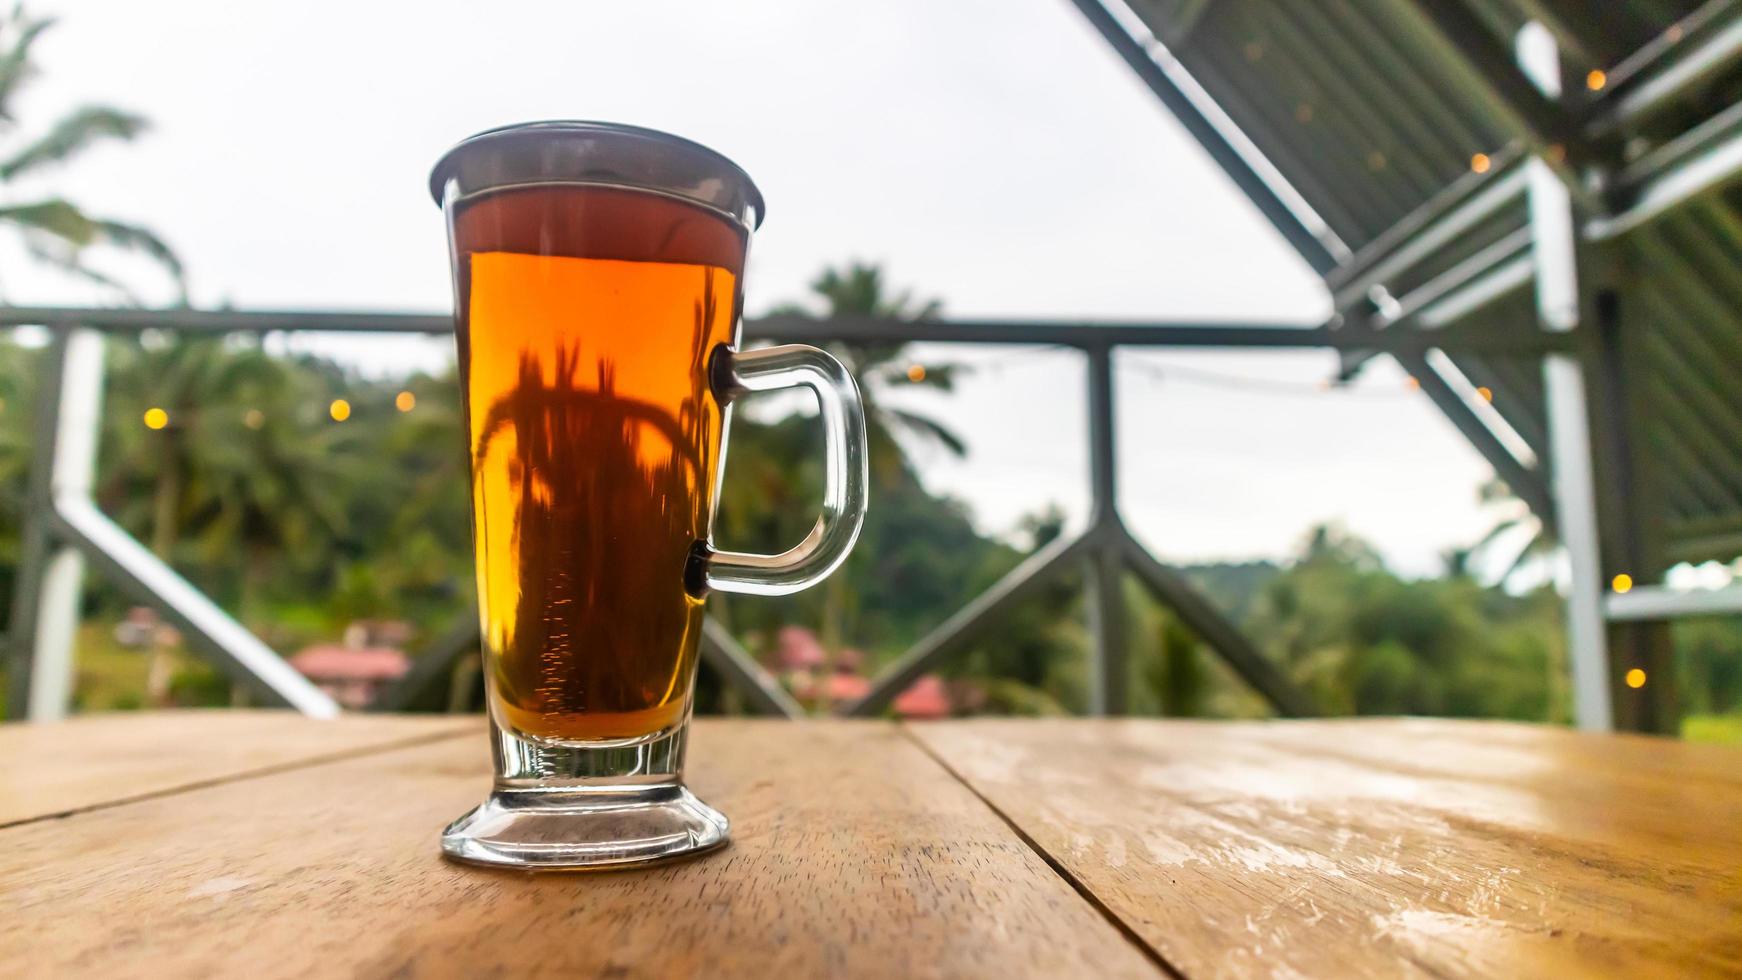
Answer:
(1471, 153, 1492, 174)
(1368, 151, 1388, 171)
(1612, 573, 1633, 593)
(1476, 386, 1493, 402)
(143, 407, 168, 430)
(906, 364, 926, 383)
(1244, 40, 1264, 62)
(1625, 668, 1647, 689)
(1666, 25, 1684, 43)
(1405, 376, 1420, 390)
(1121, 361, 1416, 398)
(395, 390, 417, 412)
(1295, 103, 1314, 124)
(329, 398, 351, 422)
(244, 409, 264, 430)
(1586, 69, 1607, 91)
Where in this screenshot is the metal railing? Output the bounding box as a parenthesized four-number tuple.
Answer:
(4, 304, 1576, 722)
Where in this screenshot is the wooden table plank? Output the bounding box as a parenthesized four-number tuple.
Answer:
(0, 709, 473, 827)
(911, 718, 1742, 979)
(0, 718, 1159, 979)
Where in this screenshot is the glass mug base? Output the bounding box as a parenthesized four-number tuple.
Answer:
(441, 723, 729, 871)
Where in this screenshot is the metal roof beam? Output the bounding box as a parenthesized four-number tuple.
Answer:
(1593, 107, 1742, 238)
(1377, 228, 1533, 328)
(1607, 581, 1742, 621)
(1592, 4, 1742, 134)
(1333, 166, 1531, 312)
(1407, 0, 1583, 157)
(1395, 349, 1555, 527)
(1065, 0, 1342, 274)
(1327, 145, 1527, 302)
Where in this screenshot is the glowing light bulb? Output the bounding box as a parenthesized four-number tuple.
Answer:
(329, 399, 351, 422)
(395, 390, 416, 412)
(143, 407, 169, 430)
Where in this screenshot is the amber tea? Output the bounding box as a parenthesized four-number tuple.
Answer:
(453, 185, 746, 742)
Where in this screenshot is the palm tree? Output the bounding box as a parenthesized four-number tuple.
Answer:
(99, 339, 325, 702)
(766, 261, 965, 709)
(0, 6, 183, 299)
(1465, 477, 1552, 585)
(769, 261, 964, 484)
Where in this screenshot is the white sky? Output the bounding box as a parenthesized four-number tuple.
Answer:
(19, 0, 1506, 574)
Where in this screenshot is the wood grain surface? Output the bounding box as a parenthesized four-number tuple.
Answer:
(910, 717, 1742, 979)
(0, 718, 1158, 979)
(0, 709, 473, 827)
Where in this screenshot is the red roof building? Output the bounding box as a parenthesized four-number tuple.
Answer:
(893, 675, 951, 719)
(773, 626, 826, 671)
(289, 644, 409, 709)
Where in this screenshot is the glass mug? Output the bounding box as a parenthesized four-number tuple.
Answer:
(429, 122, 868, 869)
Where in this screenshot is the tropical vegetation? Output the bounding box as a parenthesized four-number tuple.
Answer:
(0, 3, 1736, 736)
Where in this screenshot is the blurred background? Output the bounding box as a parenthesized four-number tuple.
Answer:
(2, 0, 1739, 740)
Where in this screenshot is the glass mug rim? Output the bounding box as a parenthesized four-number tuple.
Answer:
(428, 119, 766, 231)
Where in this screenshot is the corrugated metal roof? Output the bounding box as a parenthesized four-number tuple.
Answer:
(1108, 0, 1742, 571)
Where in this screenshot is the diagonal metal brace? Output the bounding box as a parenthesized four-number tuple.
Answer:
(700, 617, 804, 719)
(842, 528, 1090, 718)
(1395, 349, 1556, 529)
(1121, 534, 1316, 717)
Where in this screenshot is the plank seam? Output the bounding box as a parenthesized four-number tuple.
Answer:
(0, 723, 477, 830)
(899, 723, 1190, 980)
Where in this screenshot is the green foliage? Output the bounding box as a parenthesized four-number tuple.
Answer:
(1241, 523, 1569, 721)
(766, 260, 964, 480)
(3, 260, 1739, 728)
(1674, 616, 1742, 716)
(1682, 714, 1742, 745)
(0, 334, 475, 657)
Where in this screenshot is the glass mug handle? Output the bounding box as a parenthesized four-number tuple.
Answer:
(701, 343, 869, 596)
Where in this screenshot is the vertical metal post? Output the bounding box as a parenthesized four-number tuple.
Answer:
(6, 328, 104, 721)
(1084, 344, 1127, 715)
(1518, 24, 1614, 732)
(1084, 540, 1127, 717)
(1590, 293, 1677, 733)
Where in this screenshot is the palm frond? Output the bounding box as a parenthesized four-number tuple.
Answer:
(885, 406, 968, 457)
(1498, 530, 1548, 584)
(0, 197, 95, 245)
(1468, 516, 1523, 556)
(0, 9, 55, 123)
(0, 105, 147, 180)
(95, 218, 185, 299)
(23, 233, 139, 302)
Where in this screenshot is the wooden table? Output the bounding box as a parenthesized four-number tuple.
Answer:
(3, 712, 1739, 977)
